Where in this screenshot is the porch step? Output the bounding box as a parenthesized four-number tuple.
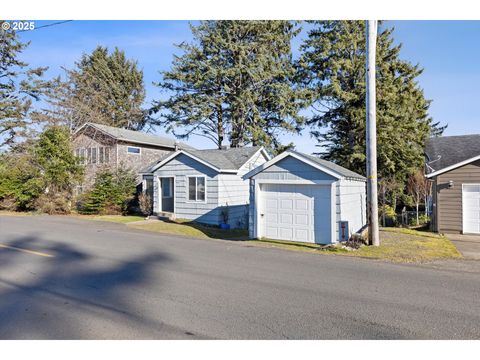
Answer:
(149, 212, 176, 221)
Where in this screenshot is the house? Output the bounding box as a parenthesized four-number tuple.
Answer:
(425, 134, 480, 234)
(72, 122, 193, 191)
(141, 146, 270, 228)
(244, 150, 366, 244)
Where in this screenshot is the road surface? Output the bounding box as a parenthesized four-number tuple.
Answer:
(0, 215, 479, 339)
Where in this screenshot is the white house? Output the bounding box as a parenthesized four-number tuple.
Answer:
(141, 146, 270, 228)
(244, 151, 366, 244)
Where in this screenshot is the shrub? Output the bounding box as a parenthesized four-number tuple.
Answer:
(79, 168, 136, 215)
(138, 192, 152, 216)
(34, 192, 72, 215)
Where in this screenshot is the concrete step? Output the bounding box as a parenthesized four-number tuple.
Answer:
(149, 212, 176, 221)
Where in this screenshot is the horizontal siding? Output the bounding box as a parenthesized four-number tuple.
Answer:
(153, 154, 220, 224)
(252, 156, 337, 181)
(336, 180, 366, 240)
(436, 159, 480, 233)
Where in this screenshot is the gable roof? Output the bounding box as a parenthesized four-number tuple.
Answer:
(244, 150, 366, 181)
(142, 146, 270, 174)
(74, 122, 194, 150)
(425, 135, 480, 178)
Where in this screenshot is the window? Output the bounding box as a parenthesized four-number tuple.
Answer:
(128, 146, 141, 154)
(91, 147, 97, 164)
(98, 147, 110, 164)
(188, 176, 206, 202)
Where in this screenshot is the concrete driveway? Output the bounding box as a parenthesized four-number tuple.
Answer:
(447, 233, 480, 260)
(1, 215, 480, 340)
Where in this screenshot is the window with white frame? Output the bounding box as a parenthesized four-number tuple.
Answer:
(188, 176, 206, 202)
(77, 147, 110, 165)
(127, 146, 141, 154)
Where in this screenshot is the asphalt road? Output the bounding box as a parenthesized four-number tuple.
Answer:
(0, 215, 479, 339)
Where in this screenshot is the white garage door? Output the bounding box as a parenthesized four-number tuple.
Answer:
(260, 184, 331, 244)
(463, 184, 480, 234)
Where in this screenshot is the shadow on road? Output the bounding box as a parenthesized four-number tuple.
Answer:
(0, 235, 174, 339)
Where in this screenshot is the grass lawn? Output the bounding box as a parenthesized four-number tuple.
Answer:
(87, 215, 146, 224)
(129, 219, 249, 240)
(243, 228, 462, 263)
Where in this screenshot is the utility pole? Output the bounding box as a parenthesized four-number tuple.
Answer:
(366, 20, 380, 246)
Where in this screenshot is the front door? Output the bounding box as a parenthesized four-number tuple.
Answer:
(160, 177, 174, 213)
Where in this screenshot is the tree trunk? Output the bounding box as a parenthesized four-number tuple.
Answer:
(217, 104, 224, 149)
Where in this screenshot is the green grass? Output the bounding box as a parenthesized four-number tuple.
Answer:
(129, 219, 249, 240)
(344, 227, 462, 263)
(90, 215, 146, 224)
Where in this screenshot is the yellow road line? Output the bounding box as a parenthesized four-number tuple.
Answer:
(0, 244, 54, 258)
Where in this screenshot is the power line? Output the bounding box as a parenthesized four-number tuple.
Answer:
(17, 20, 73, 33)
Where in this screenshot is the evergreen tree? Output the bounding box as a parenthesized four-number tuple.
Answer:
(297, 21, 445, 184)
(0, 22, 47, 147)
(34, 46, 147, 131)
(152, 21, 307, 152)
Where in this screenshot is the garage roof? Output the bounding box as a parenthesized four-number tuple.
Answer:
(244, 150, 366, 181)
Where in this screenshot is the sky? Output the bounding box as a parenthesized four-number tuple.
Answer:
(17, 20, 480, 154)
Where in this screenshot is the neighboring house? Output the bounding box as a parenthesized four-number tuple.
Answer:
(425, 134, 480, 234)
(72, 122, 193, 191)
(244, 151, 366, 244)
(141, 146, 270, 229)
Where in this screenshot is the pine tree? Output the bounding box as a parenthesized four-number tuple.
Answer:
(152, 21, 307, 152)
(33, 46, 147, 131)
(297, 21, 445, 184)
(0, 22, 47, 147)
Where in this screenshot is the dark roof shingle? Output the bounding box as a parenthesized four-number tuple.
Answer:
(425, 135, 480, 173)
(142, 146, 264, 173)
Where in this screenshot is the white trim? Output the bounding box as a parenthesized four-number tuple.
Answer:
(255, 179, 334, 185)
(426, 154, 480, 178)
(157, 175, 176, 213)
(148, 147, 269, 174)
(330, 182, 337, 244)
(149, 150, 236, 173)
(243, 151, 344, 180)
(253, 180, 335, 244)
(127, 146, 141, 155)
(254, 180, 260, 239)
(186, 175, 208, 203)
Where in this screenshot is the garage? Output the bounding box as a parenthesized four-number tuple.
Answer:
(261, 183, 331, 243)
(463, 184, 480, 234)
(244, 151, 366, 244)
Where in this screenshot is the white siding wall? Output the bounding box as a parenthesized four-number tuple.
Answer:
(217, 150, 268, 228)
(336, 179, 367, 240)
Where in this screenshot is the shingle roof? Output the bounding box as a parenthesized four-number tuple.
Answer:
(292, 151, 366, 181)
(425, 135, 480, 173)
(79, 122, 194, 150)
(141, 146, 265, 174)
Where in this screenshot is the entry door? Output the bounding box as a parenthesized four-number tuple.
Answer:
(160, 177, 174, 213)
(463, 184, 480, 234)
(260, 184, 331, 244)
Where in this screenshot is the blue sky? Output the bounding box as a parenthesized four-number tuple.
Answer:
(17, 20, 480, 153)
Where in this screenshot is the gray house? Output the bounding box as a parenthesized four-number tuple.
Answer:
(141, 146, 270, 228)
(244, 151, 366, 244)
(72, 122, 192, 191)
(425, 134, 480, 234)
